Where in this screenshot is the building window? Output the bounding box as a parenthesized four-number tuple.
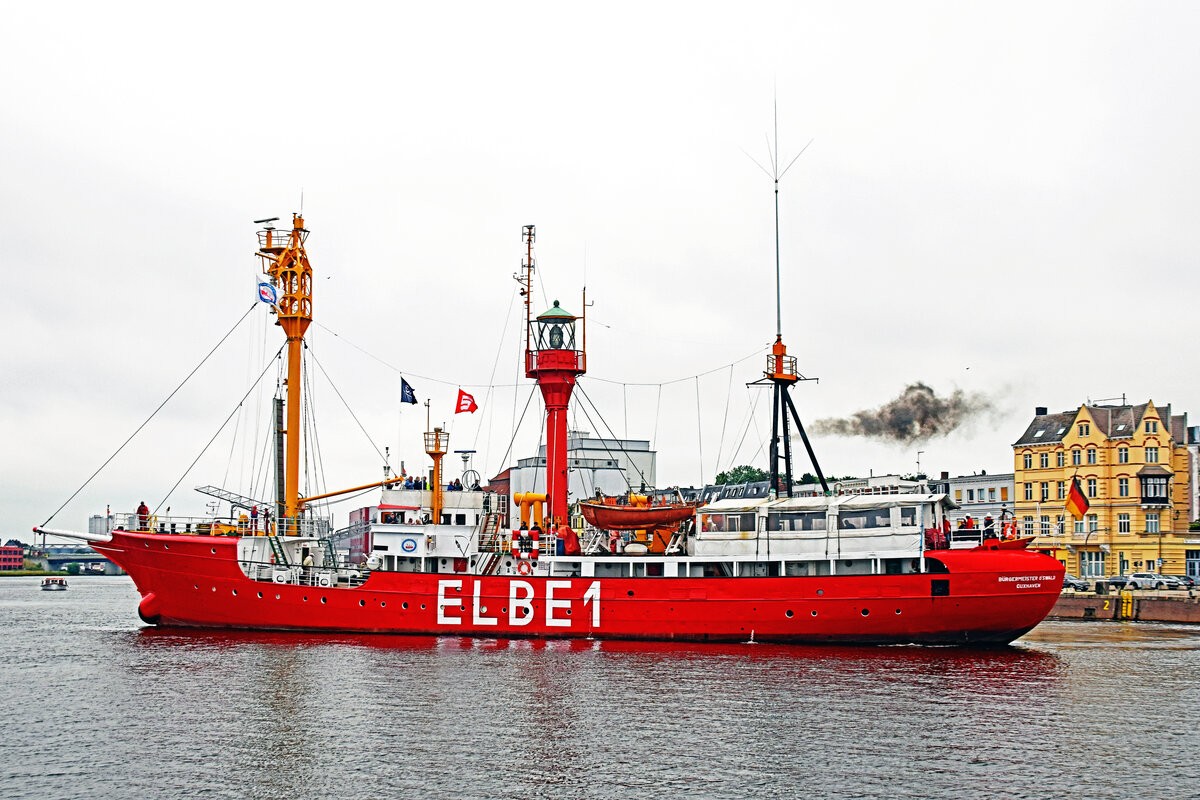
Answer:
(1118, 447, 1129, 464)
(1087, 478, 1096, 498)
(1072, 449, 1081, 466)
(1141, 476, 1168, 500)
(1147, 420, 1158, 433)
(1118, 477, 1129, 497)
(1079, 551, 1105, 578)
(1024, 483, 1033, 501)
(954, 490, 962, 502)
(1145, 446, 1159, 463)
(1022, 516, 1034, 536)
(1087, 514, 1098, 532)
(1039, 452, 1049, 469)
(967, 489, 975, 502)
(1079, 423, 1090, 436)
(1057, 451, 1065, 468)
(1040, 515, 1050, 534)
(1118, 513, 1130, 533)
(989, 488, 996, 501)
(1087, 448, 1097, 465)
(1023, 453, 1032, 470)
(1000, 487, 1009, 501)
(1055, 514, 1064, 533)
(1074, 517, 1085, 534)
(1147, 513, 1160, 534)
(1040, 482, 1049, 502)
(1057, 481, 1066, 500)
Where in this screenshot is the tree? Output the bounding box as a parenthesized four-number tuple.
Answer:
(64, 562, 81, 575)
(715, 465, 769, 485)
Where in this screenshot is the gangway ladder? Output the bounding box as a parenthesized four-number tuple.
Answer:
(476, 513, 504, 575)
(266, 534, 290, 567)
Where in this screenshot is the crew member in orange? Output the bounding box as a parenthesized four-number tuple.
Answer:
(558, 518, 580, 556)
(136, 501, 149, 531)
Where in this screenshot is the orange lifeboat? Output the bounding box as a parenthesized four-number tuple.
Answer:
(579, 500, 698, 530)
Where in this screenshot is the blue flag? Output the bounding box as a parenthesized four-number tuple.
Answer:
(400, 378, 417, 404)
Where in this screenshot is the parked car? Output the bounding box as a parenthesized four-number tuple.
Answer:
(1102, 575, 1129, 590)
(1062, 574, 1090, 591)
(1166, 574, 1197, 589)
(1125, 572, 1181, 590)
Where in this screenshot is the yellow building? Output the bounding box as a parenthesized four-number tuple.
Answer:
(1012, 401, 1196, 580)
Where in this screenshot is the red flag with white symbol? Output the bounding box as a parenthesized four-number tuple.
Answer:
(455, 389, 478, 414)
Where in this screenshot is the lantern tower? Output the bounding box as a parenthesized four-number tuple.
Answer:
(519, 225, 586, 527)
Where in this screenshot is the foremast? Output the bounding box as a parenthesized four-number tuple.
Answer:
(257, 214, 313, 525)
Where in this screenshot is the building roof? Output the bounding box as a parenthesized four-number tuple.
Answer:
(1136, 465, 1172, 477)
(1014, 411, 1077, 446)
(536, 300, 576, 320)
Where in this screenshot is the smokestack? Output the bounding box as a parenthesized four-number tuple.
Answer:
(1035, 406, 1048, 416)
(940, 471, 949, 480)
(812, 382, 994, 445)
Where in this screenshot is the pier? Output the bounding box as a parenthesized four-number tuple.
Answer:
(1050, 590, 1200, 624)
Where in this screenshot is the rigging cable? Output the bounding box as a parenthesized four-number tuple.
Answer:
(571, 395, 632, 492)
(694, 376, 705, 486)
(154, 345, 285, 515)
(487, 385, 540, 481)
(713, 364, 734, 475)
(574, 383, 650, 489)
(306, 345, 388, 466)
(40, 302, 258, 527)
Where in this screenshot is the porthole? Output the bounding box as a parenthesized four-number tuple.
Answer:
(894, 609, 901, 615)
(144, 542, 149, 548)
(303, 596, 308, 601)
(785, 609, 794, 618)
(193, 584, 198, 590)
(816, 589, 824, 596)
(321, 597, 327, 604)
(459, 605, 466, 612)
(211, 586, 216, 592)
(211, 548, 217, 554)
(402, 602, 409, 609)
(861, 608, 870, 616)
(232, 589, 238, 596)
(359, 599, 366, 607)
(381, 601, 387, 608)
(811, 610, 817, 616)
(164, 544, 169, 550)
(275, 594, 280, 600)
(501, 607, 507, 613)
(479, 606, 485, 614)
(420, 604, 426, 610)
(566, 609, 572, 616)
(627, 590, 634, 597)
(257, 591, 263, 598)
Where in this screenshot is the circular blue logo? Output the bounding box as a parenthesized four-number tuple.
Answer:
(401, 538, 417, 553)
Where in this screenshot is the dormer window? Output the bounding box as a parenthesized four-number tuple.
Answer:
(1147, 420, 1159, 433)
(1079, 423, 1090, 436)
(1034, 430, 1044, 438)
(1057, 427, 1066, 435)
(1116, 423, 1126, 432)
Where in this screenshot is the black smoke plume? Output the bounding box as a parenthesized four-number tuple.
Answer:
(813, 383, 992, 444)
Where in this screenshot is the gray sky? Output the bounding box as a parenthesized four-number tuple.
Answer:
(4, 2, 1198, 538)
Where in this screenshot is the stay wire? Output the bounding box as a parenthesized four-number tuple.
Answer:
(306, 345, 388, 465)
(40, 302, 259, 527)
(489, 385, 540, 480)
(574, 383, 649, 489)
(154, 345, 284, 515)
(572, 392, 633, 492)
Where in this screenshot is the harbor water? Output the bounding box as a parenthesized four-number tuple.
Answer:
(2, 576, 1197, 799)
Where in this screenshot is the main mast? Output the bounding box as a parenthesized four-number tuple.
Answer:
(520, 225, 586, 528)
(257, 214, 313, 526)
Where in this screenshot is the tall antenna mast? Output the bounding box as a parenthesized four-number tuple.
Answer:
(743, 98, 825, 497)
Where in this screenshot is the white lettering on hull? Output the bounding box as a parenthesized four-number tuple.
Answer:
(433, 578, 602, 628)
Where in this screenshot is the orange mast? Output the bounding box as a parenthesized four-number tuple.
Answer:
(257, 214, 313, 525)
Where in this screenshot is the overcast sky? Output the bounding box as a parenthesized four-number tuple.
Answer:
(4, 2, 1199, 538)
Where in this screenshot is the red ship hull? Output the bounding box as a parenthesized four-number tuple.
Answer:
(94, 531, 1064, 645)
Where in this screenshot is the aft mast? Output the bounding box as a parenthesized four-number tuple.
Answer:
(256, 214, 313, 528)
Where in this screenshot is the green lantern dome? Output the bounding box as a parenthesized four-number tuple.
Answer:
(536, 300, 576, 320)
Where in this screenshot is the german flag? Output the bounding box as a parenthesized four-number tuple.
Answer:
(1065, 476, 1090, 518)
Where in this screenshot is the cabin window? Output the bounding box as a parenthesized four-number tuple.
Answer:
(899, 507, 917, 526)
(767, 512, 826, 532)
(706, 513, 756, 532)
(840, 510, 890, 530)
(455, 513, 467, 526)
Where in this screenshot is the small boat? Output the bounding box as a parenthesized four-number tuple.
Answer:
(579, 498, 698, 530)
(41, 577, 68, 591)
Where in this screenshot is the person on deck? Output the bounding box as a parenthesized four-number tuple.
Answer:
(301, 548, 314, 582)
(983, 515, 994, 537)
(942, 517, 951, 537)
(250, 505, 258, 533)
(964, 516, 975, 530)
(136, 501, 149, 531)
(559, 520, 580, 556)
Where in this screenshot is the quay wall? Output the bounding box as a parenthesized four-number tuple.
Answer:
(1048, 592, 1200, 624)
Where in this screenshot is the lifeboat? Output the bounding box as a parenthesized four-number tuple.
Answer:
(579, 499, 698, 530)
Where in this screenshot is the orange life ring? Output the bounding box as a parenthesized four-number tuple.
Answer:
(517, 560, 532, 576)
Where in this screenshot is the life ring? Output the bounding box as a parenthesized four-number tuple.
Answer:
(517, 560, 532, 576)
